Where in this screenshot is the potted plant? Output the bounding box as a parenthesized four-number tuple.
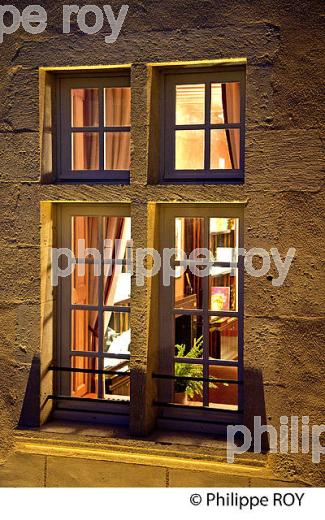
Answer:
(174, 336, 217, 404)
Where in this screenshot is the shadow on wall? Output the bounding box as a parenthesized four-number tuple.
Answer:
(18, 355, 40, 429)
(244, 367, 269, 452)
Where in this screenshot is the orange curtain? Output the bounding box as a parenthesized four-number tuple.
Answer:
(221, 83, 240, 169)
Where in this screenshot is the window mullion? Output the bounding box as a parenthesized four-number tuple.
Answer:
(204, 82, 211, 171)
(202, 216, 210, 406)
(99, 87, 105, 171)
(97, 217, 104, 399)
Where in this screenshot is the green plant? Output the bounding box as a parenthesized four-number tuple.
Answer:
(174, 336, 217, 399)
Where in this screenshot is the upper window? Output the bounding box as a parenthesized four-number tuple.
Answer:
(161, 68, 245, 182)
(58, 73, 131, 182)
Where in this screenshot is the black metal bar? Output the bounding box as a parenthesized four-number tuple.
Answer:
(152, 373, 242, 385)
(154, 401, 243, 414)
(49, 366, 130, 377)
(49, 395, 130, 405)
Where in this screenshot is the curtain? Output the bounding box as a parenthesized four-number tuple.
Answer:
(105, 88, 131, 170)
(221, 83, 240, 169)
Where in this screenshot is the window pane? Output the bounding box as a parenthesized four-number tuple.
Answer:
(72, 132, 99, 170)
(209, 317, 238, 360)
(175, 269, 203, 310)
(103, 362, 130, 400)
(71, 88, 99, 127)
(211, 82, 240, 124)
(210, 129, 240, 169)
(71, 356, 98, 398)
(71, 310, 99, 352)
(176, 84, 205, 125)
(105, 87, 131, 127)
(209, 366, 238, 410)
(209, 217, 239, 263)
(175, 217, 204, 256)
(175, 130, 204, 170)
(72, 263, 99, 306)
(173, 363, 203, 406)
(103, 216, 131, 306)
(72, 216, 100, 259)
(175, 315, 203, 358)
(103, 311, 130, 355)
(209, 268, 238, 312)
(105, 132, 130, 170)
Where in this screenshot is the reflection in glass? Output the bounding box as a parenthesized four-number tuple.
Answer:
(176, 84, 205, 125)
(71, 310, 99, 352)
(103, 311, 130, 356)
(209, 269, 238, 312)
(105, 87, 131, 127)
(210, 129, 240, 169)
(71, 88, 99, 127)
(209, 316, 238, 360)
(72, 216, 100, 258)
(175, 130, 204, 170)
(175, 315, 203, 358)
(72, 132, 99, 170)
(105, 132, 130, 170)
(209, 218, 239, 263)
(208, 366, 238, 410)
(211, 83, 240, 124)
(72, 263, 99, 306)
(173, 363, 203, 406)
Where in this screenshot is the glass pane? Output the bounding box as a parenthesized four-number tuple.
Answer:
(71, 356, 98, 398)
(72, 132, 99, 170)
(72, 263, 99, 306)
(211, 82, 240, 124)
(210, 129, 240, 169)
(209, 217, 239, 263)
(175, 130, 204, 170)
(176, 84, 205, 125)
(175, 268, 203, 310)
(105, 132, 130, 170)
(209, 317, 238, 360)
(175, 314, 203, 358)
(103, 216, 131, 261)
(72, 216, 100, 259)
(103, 311, 131, 356)
(173, 363, 203, 406)
(71, 310, 99, 352)
(209, 269, 238, 312)
(105, 87, 131, 127)
(71, 88, 99, 127)
(175, 217, 204, 257)
(209, 366, 238, 410)
(103, 361, 130, 400)
(103, 268, 131, 307)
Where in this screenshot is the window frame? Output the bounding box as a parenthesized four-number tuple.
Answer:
(57, 72, 131, 183)
(158, 203, 244, 426)
(55, 203, 131, 421)
(160, 67, 246, 183)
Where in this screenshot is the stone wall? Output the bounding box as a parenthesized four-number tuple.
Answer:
(0, 0, 324, 485)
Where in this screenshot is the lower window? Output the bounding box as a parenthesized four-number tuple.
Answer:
(158, 204, 244, 426)
(55, 204, 132, 420)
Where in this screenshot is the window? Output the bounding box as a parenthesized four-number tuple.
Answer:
(158, 204, 244, 428)
(55, 204, 131, 421)
(161, 68, 245, 182)
(57, 73, 131, 182)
